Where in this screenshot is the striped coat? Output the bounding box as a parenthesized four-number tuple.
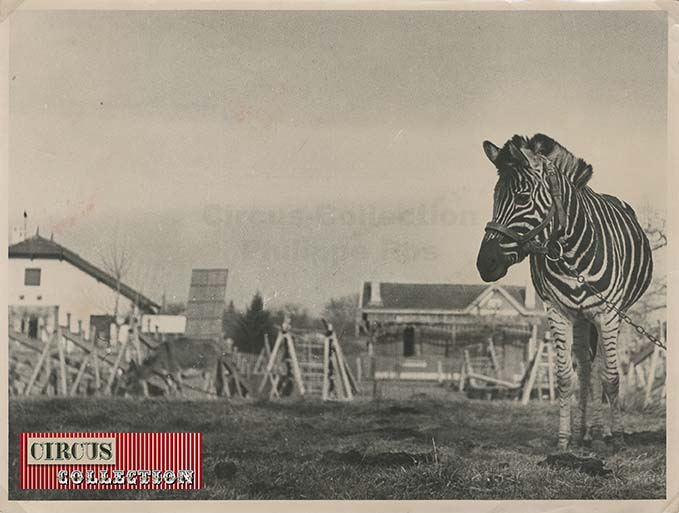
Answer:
(477, 133, 653, 450)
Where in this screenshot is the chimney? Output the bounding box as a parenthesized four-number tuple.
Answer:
(369, 281, 383, 306)
(525, 280, 536, 310)
(11, 226, 26, 244)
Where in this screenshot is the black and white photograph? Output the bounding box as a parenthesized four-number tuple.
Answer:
(1, 2, 674, 508)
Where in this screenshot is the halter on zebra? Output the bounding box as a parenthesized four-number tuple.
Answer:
(476, 133, 653, 451)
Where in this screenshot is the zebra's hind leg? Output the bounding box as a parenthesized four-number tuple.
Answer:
(548, 307, 576, 451)
(594, 312, 625, 451)
(588, 340, 608, 454)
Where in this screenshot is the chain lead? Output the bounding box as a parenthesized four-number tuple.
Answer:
(556, 258, 666, 351)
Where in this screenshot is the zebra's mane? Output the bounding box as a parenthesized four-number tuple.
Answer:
(498, 134, 594, 189)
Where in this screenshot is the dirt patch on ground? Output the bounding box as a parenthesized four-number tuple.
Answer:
(540, 453, 611, 477)
(214, 461, 238, 480)
(383, 405, 422, 415)
(621, 430, 665, 446)
(338, 426, 422, 440)
(321, 449, 433, 467)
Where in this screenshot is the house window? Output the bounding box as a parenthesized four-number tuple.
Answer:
(24, 268, 41, 286)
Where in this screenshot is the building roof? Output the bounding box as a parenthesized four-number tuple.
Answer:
(9, 234, 160, 313)
(360, 281, 543, 314)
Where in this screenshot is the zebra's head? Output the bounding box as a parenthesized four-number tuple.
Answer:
(476, 137, 557, 282)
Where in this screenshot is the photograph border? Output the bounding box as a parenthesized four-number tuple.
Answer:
(0, 1, 676, 511)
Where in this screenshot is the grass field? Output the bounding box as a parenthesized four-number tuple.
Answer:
(8, 390, 666, 500)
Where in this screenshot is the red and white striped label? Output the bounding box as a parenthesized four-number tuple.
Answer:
(20, 432, 202, 490)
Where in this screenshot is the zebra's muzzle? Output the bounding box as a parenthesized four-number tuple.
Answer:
(476, 238, 509, 282)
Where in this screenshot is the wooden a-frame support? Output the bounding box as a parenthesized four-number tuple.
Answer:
(521, 336, 556, 404)
(257, 317, 357, 401)
(258, 317, 306, 399)
(321, 320, 355, 401)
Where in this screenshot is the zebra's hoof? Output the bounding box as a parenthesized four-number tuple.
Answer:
(591, 439, 608, 456)
(570, 433, 586, 448)
(610, 432, 626, 452)
(557, 439, 570, 452)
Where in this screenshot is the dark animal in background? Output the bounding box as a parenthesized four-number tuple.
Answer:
(121, 338, 230, 397)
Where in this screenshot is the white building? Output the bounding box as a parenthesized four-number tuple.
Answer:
(8, 232, 160, 339)
(140, 314, 187, 335)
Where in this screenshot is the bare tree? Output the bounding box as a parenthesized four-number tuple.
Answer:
(623, 207, 667, 356)
(323, 294, 360, 339)
(635, 208, 666, 315)
(101, 241, 132, 323)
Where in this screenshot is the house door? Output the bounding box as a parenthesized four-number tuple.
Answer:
(28, 315, 39, 339)
(403, 326, 415, 357)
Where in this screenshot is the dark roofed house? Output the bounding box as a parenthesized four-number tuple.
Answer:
(9, 232, 160, 340)
(358, 281, 547, 385)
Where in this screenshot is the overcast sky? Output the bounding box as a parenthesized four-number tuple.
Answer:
(8, 10, 667, 312)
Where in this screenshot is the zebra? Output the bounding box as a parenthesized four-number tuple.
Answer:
(475, 133, 653, 451)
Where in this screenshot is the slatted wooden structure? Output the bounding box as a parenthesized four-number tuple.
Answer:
(8, 306, 150, 397)
(520, 336, 556, 403)
(184, 268, 229, 340)
(258, 318, 358, 401)
(621, 321, 666, 407)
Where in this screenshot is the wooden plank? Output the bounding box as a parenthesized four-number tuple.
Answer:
(333, 336, 354, 399)
(286, 334, 306, 396)
(60, 328, 118, 367)
(92, 334, 101, 394)
(644, 344, 660, 406)
(70, 352, 91, 395)
(466, 372, 519, 388)
(57, 332, 69, 396)
(258, 332, 284, 394)
(24, 329, 53, 395)
(105, 333, 130, 395)
(322, 337, 330, 401)
(488, 338, 500, 375)
(521, 337, 545, 405)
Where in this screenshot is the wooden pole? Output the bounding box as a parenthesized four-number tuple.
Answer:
(322, 336, 330, 401)
(488, 337, 499, 376)
(644, 344, 660, 406)
(105, 330, 130, 395)
(90, 327, 101, 394)
(24, 327, 53, 395)
(286, 334, 306, 396)
(521, 337, 545, 405)
(258, 332, 284, 394)
(70, 353, 91, 395)
(56, 329, 69, 396)
(333, 335, 353, 400)
(466, 372, 519, 388)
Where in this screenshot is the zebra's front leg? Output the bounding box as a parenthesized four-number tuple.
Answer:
(571, 319, 594, 448)
(548, 307, 576, 451)
(593, 312, 624, 449)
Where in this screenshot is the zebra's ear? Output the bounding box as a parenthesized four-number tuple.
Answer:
(483, 141, 500, 166)
(507, 142, 530, 168)
(573, 164, 593, 188)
